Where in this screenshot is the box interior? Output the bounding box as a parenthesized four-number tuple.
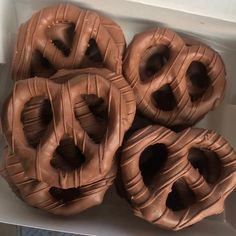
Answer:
(0, 0, 236, 235)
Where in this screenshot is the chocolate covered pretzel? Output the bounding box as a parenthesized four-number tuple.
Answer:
(1, 147, 116, 215)
(12, 3, 125, 80)
(2, 75, 128, 188)
(120, 125, 236, 230)
(123, 28, 226, 127)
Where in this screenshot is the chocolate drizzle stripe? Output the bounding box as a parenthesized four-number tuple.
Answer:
(24, 185, 49, 199)
(160, 158, 186, 176)
(156, 43, 185, 88)
(104, 83, 112, 151)
(11, 84, 17, 152)
(125, 126, 154, 144)
(6, 161, 21, 168)
(221, 149, 235, 160)
(208, 52, 218, 74)
(168, 128, 191, 148)
(103, 38, 111, 63)
(36, 144, 41, 180)
(129, 68, 139, 88)
(152, 163, 192, 201)
(67, 81, 75, 142)
(212, 65, 226, 86)
(198, 186, 216, 202)
(98, 143, 102, 174)
(119, 92, 122, 146)
(151, 27, 161, 42)
(122, 129, 170, 160)
(11, 170, 25, 178)
(63, 3, 69, 18)
(16, 179, 35, 186)
(61, 85, 67, 133)
(74, 168, 78, 187)
(80, 164, 83, 186)
(212, 140, 228, 151)
(207, 134, 224, 149)
(168, 84, 189, 124)
(42, 38, 50, 58)
(217, 171, 236, 187)
(82, 130, 86, 153)
(188, 173, 203, 189)
(19, 13, 34, 80)
(173, 208, 190, 230)
(126, 174, 143, 191)
(133, 186, 148, 200)
(222, 159, 236, 167)
(27, 79, 33, 97)
(42, 201, 62, 211)
(74, 9, 82, 31)
(72, 10, 88, 66)
(95, 75, 100, 98)
(178, 196, 225, 229)
(189, 175, 206, 190)
(55, 4, 62, 19)
(127, 127, 160, 147)
(152, 207, 169, 224)
(185, 47, 207, 122)
(45, 80, 58, 144)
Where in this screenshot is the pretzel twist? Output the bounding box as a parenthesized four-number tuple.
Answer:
(2, 75, 128, 188)
(123, 28, 226, 126)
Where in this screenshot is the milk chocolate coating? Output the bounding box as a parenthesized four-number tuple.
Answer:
(12, 3, 125, 80)
(2, 74, 129, 189)
(123, 28, 226, 127)
(0, 147, 116, 216)
(120, 125, 236, 230)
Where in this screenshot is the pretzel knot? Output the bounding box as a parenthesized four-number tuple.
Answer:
(1, 147, 116, 216)
(123, 28, 226, 126)
(2, 74, 128, 188)
(120, 125, 236, 230)
(12, 3, 125, 80)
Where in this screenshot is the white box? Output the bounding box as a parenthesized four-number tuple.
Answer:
(0, 0, 236, 235)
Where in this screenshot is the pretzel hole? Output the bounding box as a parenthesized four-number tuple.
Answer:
(51, 136, 85, 171)
(152, 84, 177, 111)
(49, 22, 75, 57)
(166, 178, 197, 211)
(139, 45, 170, 81)
(30, 50, 56, 78)
(139, 144, 168, 189)
(21, 97, 53, 148)
(80, 39, 103, 68)
(186, 61, 211, 102)
(49, 187, 81, 203)
(74, 94, 108, 144)
(188, 148, 221, 184)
